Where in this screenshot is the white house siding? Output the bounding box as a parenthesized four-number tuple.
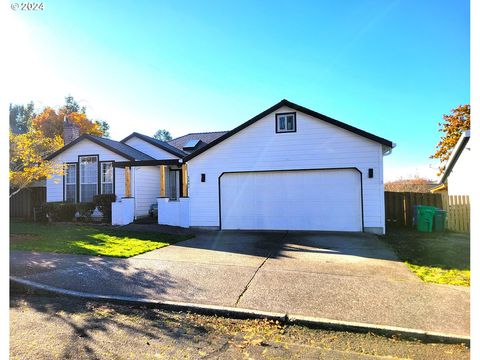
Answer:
(115, 167, 127, 199)
(124, 137, 179, 159)
(133, 166, 160, 217)
(447, 146, 472, 196)
(46, 175, 64, 202)
(46, 139, 128, 203)
(187, 106, 386, 233)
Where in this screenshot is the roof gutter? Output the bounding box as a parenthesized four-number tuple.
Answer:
(114, 159, 181, 168)
(439, 130, 470, 184)
(383, 143, 396, 156)
(121, 132, 186, 158)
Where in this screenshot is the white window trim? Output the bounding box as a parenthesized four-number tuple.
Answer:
(101, 162, 114, 194)
(276, 113, 296, 133)
(168, 169, 180, 201)
(64, 163, 77, 203)
(79, 155, 99, 203)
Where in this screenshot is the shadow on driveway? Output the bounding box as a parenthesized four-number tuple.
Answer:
(123, 224, 399, 262)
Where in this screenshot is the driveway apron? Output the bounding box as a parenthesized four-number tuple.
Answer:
(10, 230, 470, 337)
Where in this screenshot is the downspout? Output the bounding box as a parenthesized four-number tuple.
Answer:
(381, 143, 395, 235)
(383, 143, 396, 156)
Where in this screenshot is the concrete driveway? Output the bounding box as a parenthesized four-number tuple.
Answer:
(10, 229, 470, 337)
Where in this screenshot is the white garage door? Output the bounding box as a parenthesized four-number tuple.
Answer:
(220, 169, 362, 231)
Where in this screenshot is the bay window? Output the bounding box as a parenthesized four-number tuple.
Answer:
(65, 156, 115, 203)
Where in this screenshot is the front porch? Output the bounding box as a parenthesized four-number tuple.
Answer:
(111, 160, 190, 226)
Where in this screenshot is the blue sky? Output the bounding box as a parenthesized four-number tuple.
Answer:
(6, 0, 470, 180)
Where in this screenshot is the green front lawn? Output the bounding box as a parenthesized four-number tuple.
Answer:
(382, 229, 470, 286)
(10, 221, 192, 258)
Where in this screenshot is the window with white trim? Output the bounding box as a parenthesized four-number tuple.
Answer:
(276, 113, 296, 133)
(79, 156, 98, 202)
(168, 169, 180, 200)
(64, 163, 77, 203)
(101, 162, 114, 194)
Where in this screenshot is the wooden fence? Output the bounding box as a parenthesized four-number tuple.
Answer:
(441, 194, 470, 233)
(384, 191, 470, 233)
(10, 187, 46, 219)
(385, 191, 443, 228)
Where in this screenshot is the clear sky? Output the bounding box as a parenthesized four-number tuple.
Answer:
(4, 0, 470, 181)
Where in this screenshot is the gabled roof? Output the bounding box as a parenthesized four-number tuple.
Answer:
(168, 131, 228, 153)
(45, 134, 154, 161)
(121, 132, 186, 157)
(183, 99, 394, 161)
(440, 130, 470, 184)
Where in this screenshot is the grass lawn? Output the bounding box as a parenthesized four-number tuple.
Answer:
(382, 229, 470, 286)
(10, 221, 193, 258)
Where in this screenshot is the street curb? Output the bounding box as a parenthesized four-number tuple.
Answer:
(11, 276, 470, 345)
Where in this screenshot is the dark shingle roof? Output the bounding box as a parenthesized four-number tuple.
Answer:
(45, 134, 154, 161)
(92, 136, 155, 160)
(168, 131, 229, 152)
(121, 132, 187, 157)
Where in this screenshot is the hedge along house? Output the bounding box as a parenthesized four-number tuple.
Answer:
(45, 100, 394, 234)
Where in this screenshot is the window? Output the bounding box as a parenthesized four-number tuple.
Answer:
(276, 113, 296, 133)
(64, 163, 77, 203)
(101, 162, 114, 194)
(168, 169, 180, 200)
(79, 156, 98, 202)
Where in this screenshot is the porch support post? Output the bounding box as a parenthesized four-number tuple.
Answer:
(160, 165, 166, 197)
(181, 163, 188, 197)
(125, 166, 131, 197)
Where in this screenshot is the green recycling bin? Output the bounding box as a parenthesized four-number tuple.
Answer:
(416, 205, 436, 232)
(434, 209, 447, 232)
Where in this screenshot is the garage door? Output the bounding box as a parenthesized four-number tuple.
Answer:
(220, 169, 362, 231)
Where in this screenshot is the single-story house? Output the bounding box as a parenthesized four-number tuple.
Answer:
(431, 130, 471, 195)
(46, 99, 394, 234)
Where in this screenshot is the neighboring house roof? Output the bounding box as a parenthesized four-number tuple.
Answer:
(440, 130, 470, 184)
(168, 131, 229, 153)
(183, 99, 394, 161)
(121, 132, 187, 157)
(45, 134, 155, 161)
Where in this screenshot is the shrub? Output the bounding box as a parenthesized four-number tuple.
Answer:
(41, 202, 77, 222)
(93, 194, 117, 222)
(34, 206, 48, 223)
(40, 202, 94, 222)
(75, 203, 95, 222)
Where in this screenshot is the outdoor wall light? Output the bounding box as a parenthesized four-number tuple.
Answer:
(201, 173, 206, 182)
(368, 168, 374, 178)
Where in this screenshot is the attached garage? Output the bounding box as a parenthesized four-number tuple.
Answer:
(219, 168, 363, 231)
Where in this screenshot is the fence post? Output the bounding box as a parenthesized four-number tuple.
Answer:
(460, 195, 467, 232)
(453, 195, 459, 232)
(466, 196, 471, 232)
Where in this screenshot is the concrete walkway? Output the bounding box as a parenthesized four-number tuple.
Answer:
(10, 230, 470, 338)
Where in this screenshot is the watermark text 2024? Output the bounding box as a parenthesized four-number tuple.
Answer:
(11, 3, 45, 11)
